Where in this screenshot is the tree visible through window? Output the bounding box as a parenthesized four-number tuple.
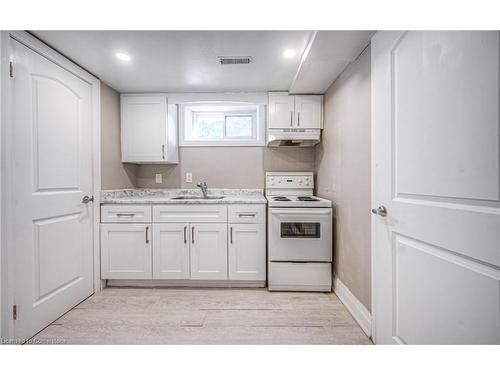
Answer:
(181, 103, 263, 146)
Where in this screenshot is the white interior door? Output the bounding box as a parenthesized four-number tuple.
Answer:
(372, 31, 500, 344)
(10, 38, 95, 340)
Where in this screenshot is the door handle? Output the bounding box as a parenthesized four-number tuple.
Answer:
(81, 195, 94, 204)
(192, 226, 195, 244)
(184, 226, 187, 244)
(145, 226, 150, 243)
(371, 206, 387, 217)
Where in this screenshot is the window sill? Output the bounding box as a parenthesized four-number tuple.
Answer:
(179, 139, 266, 147)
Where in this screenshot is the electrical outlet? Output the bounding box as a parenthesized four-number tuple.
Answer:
(155, 174, 162, 184)
(185, 172, 192, 183)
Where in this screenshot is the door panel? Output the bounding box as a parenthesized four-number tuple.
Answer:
(153, 223, 190, 279)
(372, 31, 500, 344)
(228, 224, 266, 280)
(295, 95, 322, 129)
(393, 32, 499, 200)
(393, 235, 499, 344)
(190, 224, 228, 280)
(121, 95, 167, 162)
(100, 224, 152, 279)
(268, 93, 295, 128)
(11, 38, 95, 340)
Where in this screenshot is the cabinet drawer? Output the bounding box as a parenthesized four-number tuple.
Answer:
(101, 205, 152, 223)
(228, 204, 266, 224)
(153, 204, 227, 223)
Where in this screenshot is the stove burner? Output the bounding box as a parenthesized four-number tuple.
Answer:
(297, 196, 320, 201)
(273, 196, 291, 201)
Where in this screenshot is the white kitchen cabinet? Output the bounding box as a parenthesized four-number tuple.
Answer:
(121, 94, 178, 164)
(152, 223, 190, 279)
(268, 92, 295, 128)
(268, 92, 323, 129)
(190, 223, 228, 280)
(294, 95, 323, 129)
(228, 223, 266, 281)
(100, 223, 152, 279)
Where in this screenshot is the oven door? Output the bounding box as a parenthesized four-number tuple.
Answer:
(268, 207, 332, 261)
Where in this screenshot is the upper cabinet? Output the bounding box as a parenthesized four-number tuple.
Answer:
(268, 92, 323, 129)
(121, 94, 179, 164)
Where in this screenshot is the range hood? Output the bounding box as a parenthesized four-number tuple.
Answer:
(267, 129, 321, 147)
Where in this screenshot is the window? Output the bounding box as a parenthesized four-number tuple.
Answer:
(180, 103, 265, 146)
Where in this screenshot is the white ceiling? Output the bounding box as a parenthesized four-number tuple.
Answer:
(32, 30, 373, 94)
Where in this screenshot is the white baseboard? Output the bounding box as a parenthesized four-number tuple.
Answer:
(333, 277, 372, 337)
(106, 279, 266, 288)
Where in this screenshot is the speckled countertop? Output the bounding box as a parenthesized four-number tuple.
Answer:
(101, 188, 267, 204)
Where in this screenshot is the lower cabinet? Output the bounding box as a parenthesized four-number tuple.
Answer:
(190, 223, 228, 280)
(228, 224, 266, 280)
(152, 223, 190, 279)
(100, 223, 152, 279)
(100, 203, 266, 282)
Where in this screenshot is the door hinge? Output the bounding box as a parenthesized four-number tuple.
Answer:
(13, 305, 17, 320)
(9, 61, 13, 78)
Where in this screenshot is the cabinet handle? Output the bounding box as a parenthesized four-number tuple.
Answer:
(162, 144, 165, 160)
(184, 226, 187, 244)
(116, 213, 135, 217)
(290, 111, 293, 127)
(192, 226, 195, 244)
(297, 112, 300, 127)
(230, 226, 233, 244)
(238, 213, 256, 218)
(145, 226, 150, 244)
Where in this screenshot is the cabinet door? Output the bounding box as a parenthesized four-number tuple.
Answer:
(268, 93, 295, 129)
(190, 223, 228, 280)
(228, 224, 266, 281)
(100, 224, 152, 279)
(295, 95, 323, 129)
(153, 223, 190, 279)
(121, 94, 167, 163)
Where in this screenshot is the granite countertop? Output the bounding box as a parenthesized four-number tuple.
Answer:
(101, 188, 267, 205)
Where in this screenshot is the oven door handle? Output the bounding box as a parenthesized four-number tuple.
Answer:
(271, 208, 331, 216)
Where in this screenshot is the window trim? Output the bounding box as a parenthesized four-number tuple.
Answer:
(179, 102, 266, 147)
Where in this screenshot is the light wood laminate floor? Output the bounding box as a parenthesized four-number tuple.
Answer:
(30, 288, 372, 344)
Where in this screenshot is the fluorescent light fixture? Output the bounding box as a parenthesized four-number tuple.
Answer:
(115, 52, 131, 62)
(283, 49, 297, 59)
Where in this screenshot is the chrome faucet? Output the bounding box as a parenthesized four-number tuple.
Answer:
(196, 181, 208, 198)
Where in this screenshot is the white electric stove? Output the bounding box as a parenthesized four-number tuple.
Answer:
(265, 172, 333, 292)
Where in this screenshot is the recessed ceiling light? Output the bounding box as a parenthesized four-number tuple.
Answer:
(283, 49, 297, 59)
(115, 52, 131, 62)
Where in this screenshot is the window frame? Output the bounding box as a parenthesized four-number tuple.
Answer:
(179, 102, 266, 147)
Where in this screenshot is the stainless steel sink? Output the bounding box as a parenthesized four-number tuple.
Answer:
(171, 196, 224, 200)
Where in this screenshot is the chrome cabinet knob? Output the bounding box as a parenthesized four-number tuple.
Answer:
(371, 205, 387, 217)
(82, 195, 94, 204)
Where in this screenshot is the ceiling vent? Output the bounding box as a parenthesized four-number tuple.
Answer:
(219, 56, 252, 65)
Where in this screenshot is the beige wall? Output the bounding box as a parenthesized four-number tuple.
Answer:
(315, 46, 371, 310)
(136, 146, 315, 188)
(100, 83, 315, 189)
(100, 83, 137, 189)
